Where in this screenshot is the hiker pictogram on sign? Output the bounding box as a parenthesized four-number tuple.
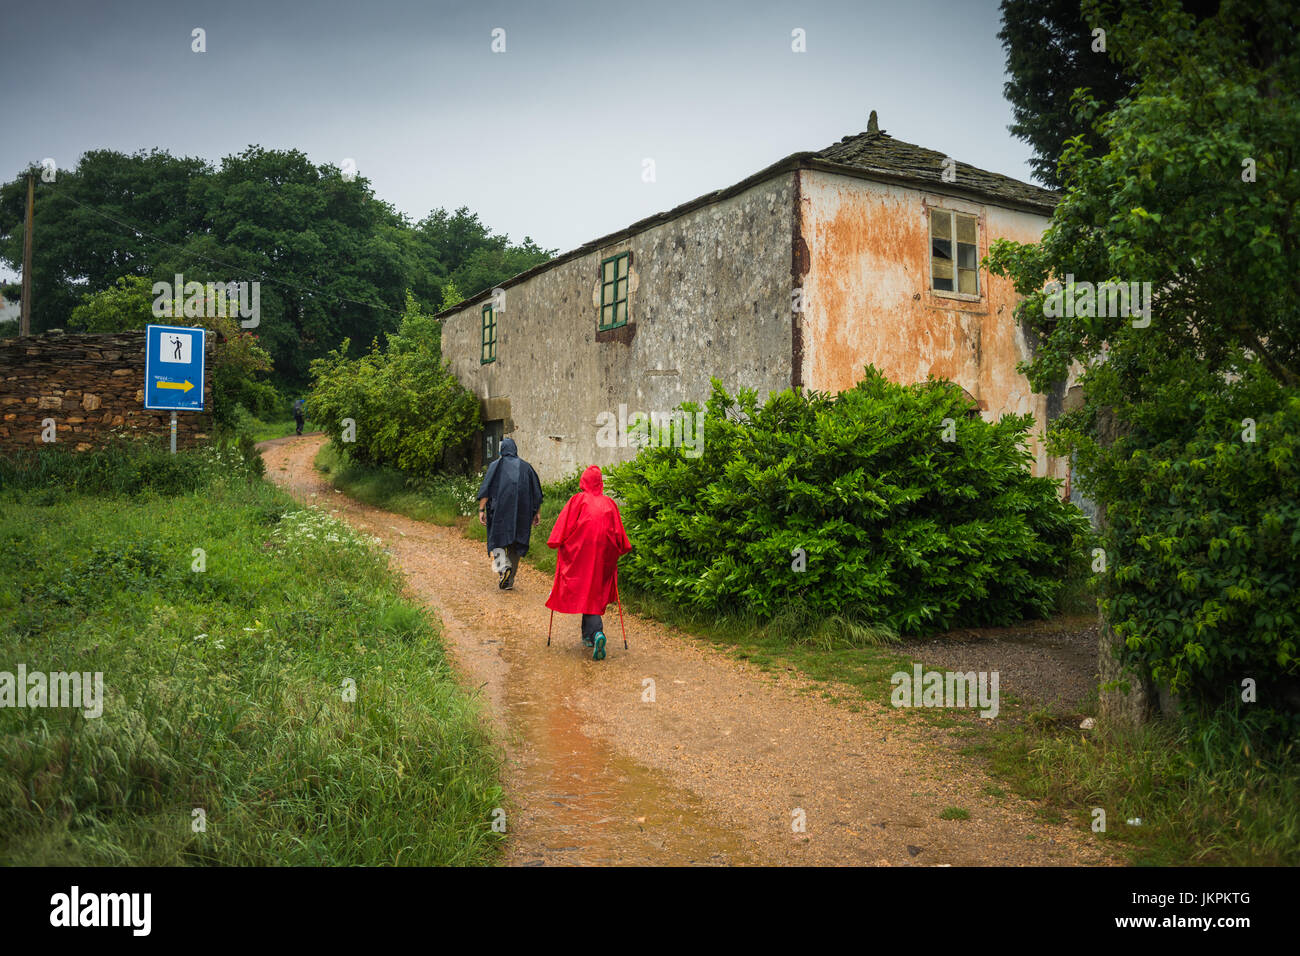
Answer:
(162, 334, 191, 364)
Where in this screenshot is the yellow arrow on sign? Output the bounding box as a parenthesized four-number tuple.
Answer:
(157, 380, 194, 393)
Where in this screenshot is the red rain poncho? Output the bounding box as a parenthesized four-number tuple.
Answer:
(545, 466, 632, 615)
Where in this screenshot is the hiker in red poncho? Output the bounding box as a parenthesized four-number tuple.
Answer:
(546, 465, 632, 661)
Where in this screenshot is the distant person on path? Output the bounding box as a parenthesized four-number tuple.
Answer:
(476, 438, 543, 590)
(545, 466, 632, 661)
(293, 398, 305, 436)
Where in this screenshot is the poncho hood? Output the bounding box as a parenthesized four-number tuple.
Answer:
(579, 465, 603, 496)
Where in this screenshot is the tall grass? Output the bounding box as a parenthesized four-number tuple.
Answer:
(987, 707, 1299, 865)
(0, 436, 263, 497)
(762, 601, 900, 650)
(0, 443, 504, 865)
(314, 442, 478, 526)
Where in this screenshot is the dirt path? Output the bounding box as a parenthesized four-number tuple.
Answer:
(260, 435, 1117, 866)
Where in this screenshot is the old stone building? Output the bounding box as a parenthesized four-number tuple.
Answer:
(440, 115, 1066, 483)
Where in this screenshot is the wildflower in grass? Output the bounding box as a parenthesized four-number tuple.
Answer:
(268, 509, 373, 556)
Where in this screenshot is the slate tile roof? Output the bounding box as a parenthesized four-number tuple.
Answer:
(435, 119, 1057, 316)
(816, 125, 1059, 213)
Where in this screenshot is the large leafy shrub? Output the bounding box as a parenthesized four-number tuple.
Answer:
(1089, 374, 1299, 708)
(607, 367, 1091, 635)
(308, 293, 479, 475)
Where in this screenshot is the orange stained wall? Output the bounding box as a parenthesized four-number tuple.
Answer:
(797, 169, 1065, 478)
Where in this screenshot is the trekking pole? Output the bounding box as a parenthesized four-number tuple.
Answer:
(547, 608, 553, 647)
(615, 569, 627, 650)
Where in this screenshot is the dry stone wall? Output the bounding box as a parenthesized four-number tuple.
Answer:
(0, 331, 214, 453)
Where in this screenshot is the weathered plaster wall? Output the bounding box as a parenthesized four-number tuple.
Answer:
(445, 173, 796, 482)
(798, 169, 1064, 477)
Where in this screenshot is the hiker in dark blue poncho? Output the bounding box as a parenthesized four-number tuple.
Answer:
(476, 438, 543, 590)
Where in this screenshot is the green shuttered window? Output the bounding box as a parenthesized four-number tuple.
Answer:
(599, 252, 631, 330)
(481, 304, 496, 364)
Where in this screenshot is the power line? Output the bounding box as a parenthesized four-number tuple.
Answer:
(39, 181, 408, 317)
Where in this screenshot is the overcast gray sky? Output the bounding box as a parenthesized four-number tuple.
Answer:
(2, 0, 1034, 278)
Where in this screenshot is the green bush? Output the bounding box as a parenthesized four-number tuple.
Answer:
(215, 370, 281, 425)
(606, 367, 1091, 635)
(307, 295, 479, 476)
(1093, 382, 1300, 714)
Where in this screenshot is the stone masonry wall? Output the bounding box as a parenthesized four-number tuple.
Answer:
(0, 331, 214, 453)
(443, 172, 796, 482)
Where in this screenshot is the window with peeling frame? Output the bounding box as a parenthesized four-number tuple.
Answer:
(930, 209, 979, 295)
(599, 252, 631, 330)
(481, 304, 496, 364)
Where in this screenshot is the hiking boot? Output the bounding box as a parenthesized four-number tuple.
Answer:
(582, 632, 596, 648)
(501, 565, 517, 590)
(592, 632, 606, 661)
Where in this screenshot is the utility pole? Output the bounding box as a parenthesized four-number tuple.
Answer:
(20, 173, 33, 337)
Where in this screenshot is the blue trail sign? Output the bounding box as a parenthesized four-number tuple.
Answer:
(145, 324, 205, 411)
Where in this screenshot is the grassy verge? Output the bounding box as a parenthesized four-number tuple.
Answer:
(0, 442, 504, 865)
(308, 440, 1300, 866)
(969, 707, 1298, 866)
(244, 414, 301, 444)
(314, 441, 478, 526)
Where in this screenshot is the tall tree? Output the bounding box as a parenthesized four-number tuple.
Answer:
(449, 237, 553, 302)
(0, 148, 553, 386)
(999, 0, 1222, 188)
(402, 206, 553, 311)
(999, 0, 1134, 187)
(0, 149, 210, 333)
(988, 0, 1299, 725)
(164, 145, 409, 383)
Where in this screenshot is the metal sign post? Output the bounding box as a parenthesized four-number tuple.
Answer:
(145, 324, 206, 454)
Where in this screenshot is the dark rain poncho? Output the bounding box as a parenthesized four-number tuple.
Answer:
(476, 438, 543, 557)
